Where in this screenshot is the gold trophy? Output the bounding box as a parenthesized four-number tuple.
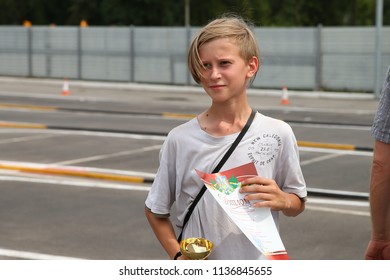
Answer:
(179, 237, 213, 260)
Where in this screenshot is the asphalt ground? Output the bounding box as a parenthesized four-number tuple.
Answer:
(0, 77, 380, 260)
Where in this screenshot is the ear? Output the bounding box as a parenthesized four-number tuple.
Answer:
(246, 56, 259, 79)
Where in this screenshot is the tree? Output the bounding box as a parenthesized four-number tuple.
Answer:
(0, 0, 388, 26)
(67, 0, 101, 25)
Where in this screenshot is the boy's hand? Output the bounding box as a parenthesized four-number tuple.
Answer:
(240, 177, 291, 211)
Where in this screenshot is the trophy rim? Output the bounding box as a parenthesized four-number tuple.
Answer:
(179, 237, 213, 260)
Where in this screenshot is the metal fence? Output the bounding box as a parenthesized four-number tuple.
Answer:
(0, 25, 389, 93)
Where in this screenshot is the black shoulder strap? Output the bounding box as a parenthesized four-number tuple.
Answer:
(177, 109, 256, 242)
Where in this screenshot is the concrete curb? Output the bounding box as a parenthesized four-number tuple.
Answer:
(297, 141, 373, 152)
(0, 76, 375, 100)
(0, 121, 374, 152)
(0, 161, 154, 184)
(307, 188, 369, 201)
(0, 160, 369, 200)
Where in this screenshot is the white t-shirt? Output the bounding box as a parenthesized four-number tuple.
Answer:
(145, 112, 307, 259)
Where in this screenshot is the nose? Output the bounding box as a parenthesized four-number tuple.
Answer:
(210, 67, 221, 80)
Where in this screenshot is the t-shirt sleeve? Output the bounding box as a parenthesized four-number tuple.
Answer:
(145, 135, 177, 216)
(275, 123, 307, 200)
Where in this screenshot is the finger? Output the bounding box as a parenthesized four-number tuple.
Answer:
(252, 200, 272, 208)
(240, 183, 268, 194)
(244, 192, 272, 202)
(241, 177, 265, 186)
(242, 177, 274, 187)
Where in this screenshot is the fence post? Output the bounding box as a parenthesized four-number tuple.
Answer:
(77, 27, 82, 80)
(374, 0, 383, 98)
(129, 25, 135, 82)
(27, 27, 32, 77)
(186, 25, 191, 85)
(45, 28, 52, 77)
(315, 24, 323, 91)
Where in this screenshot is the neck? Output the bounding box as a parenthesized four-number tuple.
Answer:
(198, 104, 253, 136)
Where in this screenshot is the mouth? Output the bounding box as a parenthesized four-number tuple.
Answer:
(209, 85, 225, 90)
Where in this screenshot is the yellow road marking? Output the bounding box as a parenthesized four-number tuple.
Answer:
(0, 164, 146, 184)
(162, 112, 196, 119)
(0, 121, 47, 129)
(298, 140, 355, 150)
(0, 103, 57, 111)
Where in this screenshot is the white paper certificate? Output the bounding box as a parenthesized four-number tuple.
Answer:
(196, 162, 289, 259)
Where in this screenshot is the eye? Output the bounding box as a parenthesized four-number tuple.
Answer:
(220, 60, 231, 67)
(202, 63, 211, 69)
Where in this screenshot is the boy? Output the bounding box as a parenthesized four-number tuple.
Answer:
(145, 15, 307, 260)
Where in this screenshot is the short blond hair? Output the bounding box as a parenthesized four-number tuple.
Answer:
(188, 15, 260, 84)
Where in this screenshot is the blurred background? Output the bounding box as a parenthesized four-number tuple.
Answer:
(0, 0, 389, 95)
(0, 0, 389, 260)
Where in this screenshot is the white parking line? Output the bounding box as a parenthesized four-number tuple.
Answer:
(0, 133, 60, 145)
(299, 146, 373, 156)
(0, 174, 151, 191)
(305, 196, 370, 216)
(305, 205, 369, 216)
(291, 122, 371, 131)
(53, 144, 162, 165)
(308, 197, 368, 206)
(0, 248, 83, 260)
(300, 153, 345, 166)
(0, 128, 167, 141)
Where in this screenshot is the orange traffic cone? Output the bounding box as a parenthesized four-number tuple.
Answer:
(61, 78, 70, 96)
(280, 86, 290, 105)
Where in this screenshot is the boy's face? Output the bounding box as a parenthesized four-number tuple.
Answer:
(198, 37, 258, 104)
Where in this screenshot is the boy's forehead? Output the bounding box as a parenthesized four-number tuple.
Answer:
(203, 36, 236, 45)
(199, 39, 241, 58)
(200, 37, 238, 51)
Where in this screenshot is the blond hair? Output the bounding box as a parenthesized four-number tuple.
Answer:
(188, 15, 260, 84)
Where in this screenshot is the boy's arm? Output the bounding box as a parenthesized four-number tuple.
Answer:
(144, 207, 182, 259)
(280, 192, 305, 217)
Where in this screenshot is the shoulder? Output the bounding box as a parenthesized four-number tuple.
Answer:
(167, 117, 198, 138)
(252, 113, 297, 149)
(163, 118, 200, 148)
(255, 112, 294, 134)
